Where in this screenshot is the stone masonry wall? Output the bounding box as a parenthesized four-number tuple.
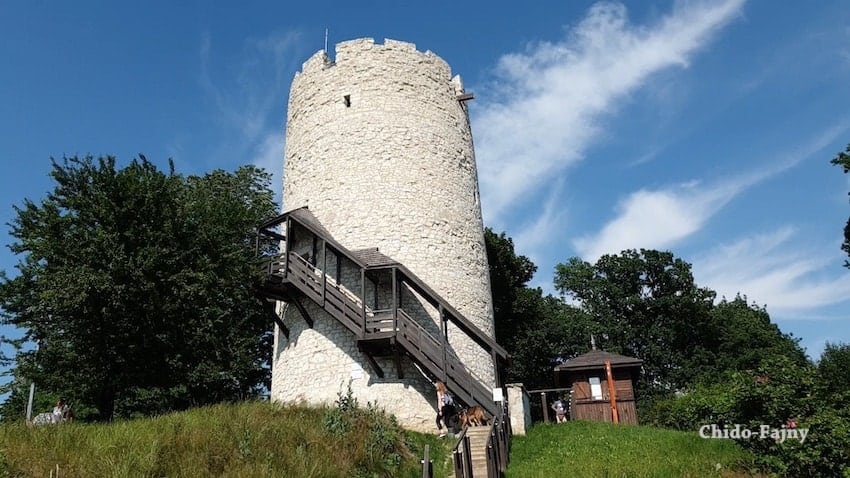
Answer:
(271, 38, 495, 431)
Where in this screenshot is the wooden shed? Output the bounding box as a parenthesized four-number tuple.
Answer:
(554, 349, 642, 425)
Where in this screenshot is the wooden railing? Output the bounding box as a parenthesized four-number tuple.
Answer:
(266, 249, 498, 416)
(395, 308, 493, 414)
(451, 427, 474, 478)
(485, 402, 512, 478)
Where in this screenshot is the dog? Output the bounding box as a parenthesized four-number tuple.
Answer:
(459, 405, 489, 427)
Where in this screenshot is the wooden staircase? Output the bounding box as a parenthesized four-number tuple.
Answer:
(466, 427, 491, 478)
(256, 207, 509, 418)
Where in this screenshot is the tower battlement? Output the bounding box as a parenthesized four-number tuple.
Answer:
(297, 38, 463, 95)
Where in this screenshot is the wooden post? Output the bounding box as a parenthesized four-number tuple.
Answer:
(421, 444, 432, 478)
(335, 253, 341, 284)
(439, 305, 447, 377)
(26, 382, 35, 421)
(605, 360, 619, 424)
(541, 392, 550, 423)
(283, 217, 291, 277)
(321, 240, 327, 305)
(311, 234, 318, 266)
(360, 268, 366, 335)
(391, 268, 398, 332)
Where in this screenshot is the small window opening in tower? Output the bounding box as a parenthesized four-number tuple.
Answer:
(344, 94, 351, 107)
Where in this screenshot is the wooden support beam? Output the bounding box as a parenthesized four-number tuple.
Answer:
(292, 297, 313, 328)
(363, 352, 385, 379)
(272, 313, 289, 340)
(457, 92, 474, 102)
(393, 340, 404, 379)
(264, 300, 289, 339)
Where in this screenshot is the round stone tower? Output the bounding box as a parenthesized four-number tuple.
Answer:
(271, 38, 495, 431)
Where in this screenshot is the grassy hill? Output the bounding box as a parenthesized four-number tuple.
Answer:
(507, 420, 761, 477)
(0, 401, 451, 477)
(0, 402, 762, 477)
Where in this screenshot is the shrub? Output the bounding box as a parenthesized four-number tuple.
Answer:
(654, 356, 850, 475)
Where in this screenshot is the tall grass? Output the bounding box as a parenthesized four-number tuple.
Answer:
(0, 401, 452, 477)
(506, 421, 762, 478)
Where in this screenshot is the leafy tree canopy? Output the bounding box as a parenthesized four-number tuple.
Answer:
(706, 295, 807, 380)
(0, 155, 277, 421)
(553, 250, 804, 396)
(485, 229, 594, 388)
(554, 250, 718, 396)
(485, 228, 536, 346)
(831, 143, 850, 266)
(816, 341, 850, 402)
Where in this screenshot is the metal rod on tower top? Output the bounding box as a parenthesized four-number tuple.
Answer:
(324, 28, 328, 53)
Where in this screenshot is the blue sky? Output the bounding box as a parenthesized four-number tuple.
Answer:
(2, 1, 850, 360)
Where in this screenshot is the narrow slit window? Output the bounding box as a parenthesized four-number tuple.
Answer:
(344, 95, 351, 107)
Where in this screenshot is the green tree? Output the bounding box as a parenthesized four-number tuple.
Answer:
(554, 249, 718, 396)
(0, 155, 277, 421)
(831, 143, 850, 265)
(816, 342, 850, 403)
(484, 228, 537, 347)
(705, 295, 807, 381)
(503, 289, 595, 388)
(484, 229, 593, 388)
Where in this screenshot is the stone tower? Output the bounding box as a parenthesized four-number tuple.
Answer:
(270, 38, 495, 431)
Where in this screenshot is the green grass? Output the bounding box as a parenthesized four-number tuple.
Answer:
(0, 404, 763, 477)
(506, 421, 762, 478)
(0, 401, 453, 478)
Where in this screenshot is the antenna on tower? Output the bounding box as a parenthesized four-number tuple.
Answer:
(324, 28, 329, 53)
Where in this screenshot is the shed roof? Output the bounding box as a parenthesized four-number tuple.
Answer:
(554, 349, 642, 372)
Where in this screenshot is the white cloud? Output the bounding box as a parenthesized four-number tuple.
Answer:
(572, 124, 850, 261)
(693, 228, 850, 316)
(513, 178, 566, 253)
(572, 182, 723, 261)
(474, 0, 746, 223)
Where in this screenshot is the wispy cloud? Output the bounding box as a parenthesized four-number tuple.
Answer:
(474, 0, 746, 224)
(572, 124, 850, 261)
(513, 178, 567, 253)
(693, 228, 850, 316)
(198, 30, 301, 202)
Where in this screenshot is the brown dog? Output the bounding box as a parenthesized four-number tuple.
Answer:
(459, 405, 489, 427)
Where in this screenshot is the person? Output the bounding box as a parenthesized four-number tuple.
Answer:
(435, 381, 454, 437)
(52, 397, 72, 424)
(551, 397, 567, 423)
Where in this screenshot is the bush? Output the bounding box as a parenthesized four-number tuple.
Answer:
(321, 382, 408, 476)
(653, 356, 850, 475)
